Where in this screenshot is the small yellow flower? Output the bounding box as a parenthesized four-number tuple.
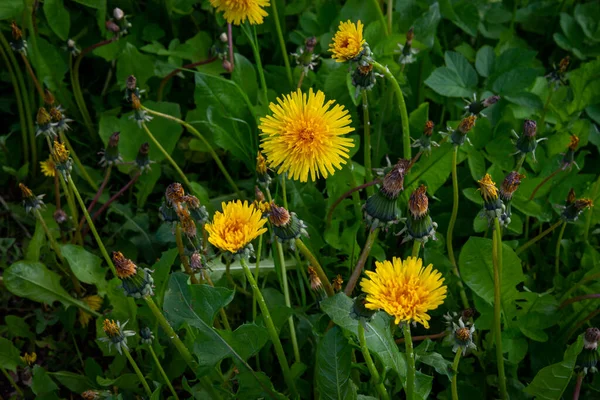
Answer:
(78, 295, 103, 327)
(103, 319, 120, 338)
(205, 200, 267, 254)
(40, 158, 56, 177)
(21, 352, 37, 366)
(329, 20, 366, 62)
(568, 135, 579, 151)
(256, 151, 268, 175)
(360, 256, 447, 328)
(259, 89, 354, 182)
(477, 173, 499, 202)
(51, 140, 70, 165)
(209, 0, 270, 25)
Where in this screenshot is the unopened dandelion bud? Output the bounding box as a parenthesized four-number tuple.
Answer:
(424, 120, 434, 137)
(477, 174, 506, 225)
(36, 107, 51, 125)
(19, 183, 45, 214)
(577, 327, 600, 374)
(135, 142, 153, 173)
(305, 36, 317, 52)
(99, 319, 136, 354)
(500, 171, 525, 202)
(364, 159, 409, 229)
(113, 8, 124, 21)
(412, 121, 438, 155)
(128, 93, 152, 128)
(190, 251, 204, 271)
(112, 251, 154, 298)
(219, 32, 228, 43)
(35, 107, 56, 138)
(559, 56, 570, 74)
(126, 75, 137, 91)
(11, 21, 23, 40)
(308, 266, 322, 292)
(351, 62, 377, 93)
(131, 93, 141, 110)
(332, 275, 343, 292)
(561, 135, 580, 171)
(350, 294, 377, 321)
(444, 115, 476, 146)
(10, 22, 27, 55)
(52, 141, 72, 177)
(99, 132, 123, 167)
(269, 203, 308, 245)
(53, 209, 68, 225)
(400, 185, 437, 244)
(482, 95, 500, 108)
(255, 186, 265, 203)
(560, 189, 593, 222)
(81, 390, 101, 399)
(222, 59, 233, 73)
(397, 27, 418, 64)
(180, 214, 197, 238)
(523, 119, 537, 137)
(406, 27, 414, 45)
(139, 327, 154, 345)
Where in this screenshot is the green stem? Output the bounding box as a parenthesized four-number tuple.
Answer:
(295, 238, 334, 297)
(253, 235, 264, 323)
(515, 154, 526, 172)
(451, 350, 461, 400)
(142, 106, 243, 198)
(148, 344, 180, 400)
(555, 221, 567, 277)
(122, 347, 152, 396)
(175, 225, 199, 284)
(66, 175, 117, 276)
(358, 322, 389, 400)
(371, 61, 410, 159)
(362, 91, 374, 197)
(561, 273, 600, 302)
(539, 89, 554, 136)
(529, 169, 561, 200)
(402, 323, 415, 400)
(60, 132, 98, 191)
(281, 174, 289, 209)
(34, 208, 82, 296)
(143, 296, 221, 399)
(386, 0, 393, 35)
(347, 165, 363, 223)
(447, 146, 470, 309)
(57, 172, 81, 245)
(411, 240, 420, 258)
(344, 228, 379, 296)
(584, 174, 600, 242)
(1, 367, 24, 397)
(515, 219, 563, 255)
(0, 31, 36, 170)
(70, 54, 96, 137)
(243, 24, 269, 103)
(492, 218, 507, 400)
(269, 0, 293, 87)
(141, 122, 195, 194)
(275, 241, 301, 363)
(239, 258, 298, 397)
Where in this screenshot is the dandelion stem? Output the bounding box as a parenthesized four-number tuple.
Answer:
(227, 23, 235, 71)
(451, 350, 462, 400)
(66, 175, 117, 276)
(411, 240, 420, 258)
(402, 323, 416, 400)
(148, 344, 180, 400)
(348, 165, 364, 224)
(275, 241, 301, 363)
(1, 367, 24, 397)
(297, 70, 305, 89)
(573, 372, 584, 400)
(87, 173, 140, 231)
(175, 224, 199, 284)
(529, 168, 561, 200)
(371, 60, 411, 159)
(20, 53, 44, 99)
(326, 179, 381, 225)
(584, 174, 600, 242)
(78, 165, 111, 233)
(143, 296, 221, 398)
(362, 90, 374, 197)
(447, 146, 470, 309)
(242, 24, 269, 103)
(122, 347, 152, 396)
(157, 56, 218, 101)
(296, 238, 334, 297)
(555, 221, 567, 277)
(386, 0, 393, 35)
(492, 218, 507, 400)
(515, 219, 563, 255)
(344, 228, 379, 296)
(33, 208, 82, 296)
(239, 258, 299, 397)
(269, 0, 293, 88)
(515, 153, 526, 172)
(560, 293, 600, 309)
(561, 273, 600, 302)
(358, 322, 389, 400)
(141, 106, 242, 198)
(252, 235, 263, 323)
(58, 173, 82, 245)
(60, 132, 98, 191)
(395, 331, 447, 344)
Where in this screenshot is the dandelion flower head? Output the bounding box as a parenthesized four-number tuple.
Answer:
(259, 89, 354, 182)
(329, 20, 365, 62)
(360, 256, 447, 328)
(205, 200, 267, 253)
(209, 0, 270, 25)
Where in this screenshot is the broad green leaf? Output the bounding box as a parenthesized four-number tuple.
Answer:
(409, 102, 430, 139)
(116, 43, 155, 88)
(338, 0, 380, 25)
(321, 293, 406, 380)
(32, 366, 59, 395)
(237, 371, 286, 400)
(232, 54, 258, 104)
(0, 0, 23, 20)
(524, 335, 584, 399)
(574, 2, 600, 41)
(475, 45, 495, 77)
(97, 373, 140, 390)
(492, 67, 541, 95)
(424, 67, 474, 97)
(50, 371, 94, 393)
(459, 237, 525, 317)
(5, 315, 34, 339)
(413, 3, 441, 48)
(415, 371, 433, 400)
(30, 37, 69, 93)
(418, 352, 454, 381)
(445, 51, 478, 88)
(72, 0, 104, 8)
(60, 244, 107, 290)
(25, 220, 44, 262)
(151, 248, 179, 307)
(450, 2, 479, 37)
(44, 0, 70, 41)
(0, 337, 22, 372)
(4, 261, 94, 312)
(315, 326, 357, 400)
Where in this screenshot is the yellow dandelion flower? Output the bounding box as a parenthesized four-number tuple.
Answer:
(205, 200, 268, 253)
(78, 295, 103, 327)
(209, 0, 270, 26)
(477, 173, 499, 202)
(259, 89, 355, 182)
(21, 352, 37, 366)
(40, 158, 56, 177)
(360, 256, 447, 328)
(329, 20, 366, 62)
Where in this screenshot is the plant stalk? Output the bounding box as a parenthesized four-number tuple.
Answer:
(269, 0, 293, 87)
(275, 241, 301, 363)
(148, 344, 180, 400)
(295, 238, 334, 297)
(345, 228, 379, 296)
(403, 323, 415, 400)
(78, 165, 112, 232)
(555, 221, 567, 277)
(1, 367, 24, 397)
(371, 61, 410, 159)
(122, 347, 152, 396)
(239, 258, 298, 397)
(243, 24, 268, 103)
(411, 240, 420, 258)
(451, 350, 462, 400)
(573, 372, 584, 400)
(60, 132, 98, 191)
(515, 219, 563, 255)
(362, 90, 374, 197)
(529, 168, 561, 200)
(358, 322, 389, 400)
(175, 224, 199, 284)
(492, 218, 507, 400)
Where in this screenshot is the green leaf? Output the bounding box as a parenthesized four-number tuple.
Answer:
(475, 45, 495, 77)
(459, 237, 525, 317)
(425, 67, 474, 97)
(5, 315, 34, 339)
(574, 2, 600, 42)
(72, 0, 104, 8)
(415, 371, 433, 400)
(97, 373, 140, 389)
(32, 366, 59, 395)
(0, 0, 23, 20)
(60, 244, 107, 290)
(445, 51, 478, 88)
(492, 67, 541, 95)
(151, 248, 179, 307)
(116, 43, 156, 88)
(0, 337, 22, 372)
(321, 293, 406, 380)
(217, 323, 269, 361)
(315, 326, 357, 400)
(231, 54, 258, 104)
(413, 3, 441, 49)
(44, 0, 70, 41)
(524, 335, 584, 399)
(418, 352, 454, 381)
(50, 371, 94, 393)
(25, 219, 45, 262)
(237, 371, 286, 400)
(4, 261, 92, 312)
